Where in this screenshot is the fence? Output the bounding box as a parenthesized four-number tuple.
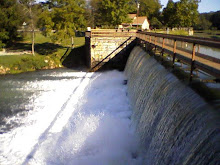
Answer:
(136, 31, 220, 80)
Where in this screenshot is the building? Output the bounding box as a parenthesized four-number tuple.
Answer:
(122, 14, 150, 30)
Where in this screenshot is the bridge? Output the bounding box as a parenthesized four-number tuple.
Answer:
(85, 29, 220, 81)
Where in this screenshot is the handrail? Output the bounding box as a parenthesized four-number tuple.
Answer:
(137, 31, 220, 48)
(136, 31, 220, 80)
(86, 29, 220, 80)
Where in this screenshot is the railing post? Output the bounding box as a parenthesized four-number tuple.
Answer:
(172, 39, 177, 67)
(162, 37, 165, 57)
(154, 36, 157, 53)
(197, 45, 200, 53)
(149, 35, 151, 43)
(190, 43, 196, 82)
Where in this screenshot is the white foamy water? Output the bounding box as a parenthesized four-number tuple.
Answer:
(0, 70, 141, 165)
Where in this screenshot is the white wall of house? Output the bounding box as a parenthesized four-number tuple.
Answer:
(142, 19, 149, 30)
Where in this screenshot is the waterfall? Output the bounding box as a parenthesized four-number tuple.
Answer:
(125, 46, 220, 165)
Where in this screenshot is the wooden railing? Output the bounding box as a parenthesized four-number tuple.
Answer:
(85, 29, 220, 80)
(86, 29, 137, 38)
(136, 31, 220, 80)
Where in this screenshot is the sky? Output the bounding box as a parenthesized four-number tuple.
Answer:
(160, 0, 220, 13)
(36, 0, 220, 13)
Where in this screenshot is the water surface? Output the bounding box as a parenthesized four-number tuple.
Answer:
(0, 69, 141, 165)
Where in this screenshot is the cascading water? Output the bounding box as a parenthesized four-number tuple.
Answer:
(0, 69, 142, 165)
(125, 46, 220, 165)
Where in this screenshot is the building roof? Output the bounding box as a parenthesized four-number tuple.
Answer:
(132, 16, 148, 25)
(128, 14, 137, 19)
(124, 14, 148, 26)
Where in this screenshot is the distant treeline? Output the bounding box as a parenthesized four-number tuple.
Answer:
(1, 0, 219, 50)
(195, 11, 220, 30)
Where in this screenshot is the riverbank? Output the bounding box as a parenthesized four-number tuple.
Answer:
(0, 33, 85, 75)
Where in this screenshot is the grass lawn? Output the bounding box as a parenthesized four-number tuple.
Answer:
(193, 30, 220, 39)
(151, 29, 220, 38)
(0, 32, 85, 74)
(152, 29, 189, 36)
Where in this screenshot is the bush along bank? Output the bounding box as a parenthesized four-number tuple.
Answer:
(0, 54, 63, 75)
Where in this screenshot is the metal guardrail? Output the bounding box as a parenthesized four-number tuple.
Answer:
(136, 31, 220, 80)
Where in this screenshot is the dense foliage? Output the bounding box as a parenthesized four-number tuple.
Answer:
(195, 11, 220, 30)
(0, 0, 219, 49)
(38, 0, 86, 46)
(0, 0, 22, 48)
(93, 0, 131, 27)
(163, 0, 199, 28)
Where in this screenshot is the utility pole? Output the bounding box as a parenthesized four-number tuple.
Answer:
(137, 2, 140, 30)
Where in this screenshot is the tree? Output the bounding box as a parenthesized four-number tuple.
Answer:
(194, 15, 212, 30)
(163, 0, 177, 27)
(19, 0, 39, 55)
(138, 0, 161, 20)
(92, 0, 131, 27)
(175, 0, 199, 27)
(86, 0, 100, 28)
(39, 0, 86, 48)
(0, 0, 22, 49)
(210, 11, 220, 30)
(150, 17, 163, 29)
(162, 0, 200, 28)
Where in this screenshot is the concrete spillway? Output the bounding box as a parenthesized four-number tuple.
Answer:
(125, 46, 220, 165)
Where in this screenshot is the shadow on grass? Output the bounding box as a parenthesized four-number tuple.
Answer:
(61, 46, 87, 69)
(8, 42, 67, 55)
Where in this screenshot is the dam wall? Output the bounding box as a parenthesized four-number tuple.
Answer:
(85, 30, 136, 69)
(125, 46, 220, 164)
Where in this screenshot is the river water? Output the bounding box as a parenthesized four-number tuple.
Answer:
(0, 69, 142, 165)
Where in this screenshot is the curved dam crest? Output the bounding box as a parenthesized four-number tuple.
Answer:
(125, 46, 220, 165)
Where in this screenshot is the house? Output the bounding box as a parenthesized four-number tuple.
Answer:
(122, 14, 150, 30)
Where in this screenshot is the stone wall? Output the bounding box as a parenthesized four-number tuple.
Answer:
(86, 35, 136, 69)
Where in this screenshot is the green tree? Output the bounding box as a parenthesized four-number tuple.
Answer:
(0, 0, 22, 49)
(94, 0, 131, 27)
(138, 0, 161, 19)
(39, 0, 86, 48)
(163, 0, 200, 28)
(175, 0, 199, 27)
(194, 15, 212, 30)
(210, 11, 220, 30)
(150, 17, 163, 29)
(19, 0, 39, 55)
(163, 0, 177, 27)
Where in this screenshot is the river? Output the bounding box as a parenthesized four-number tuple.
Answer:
(0, 68, 142, 165)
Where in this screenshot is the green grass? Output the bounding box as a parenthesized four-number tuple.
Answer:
(150, 29, 220, 40)
(0, 55, 31, 66)
(0, 32, 85, 74)
(152, 29, 189, 36)
(169, 30, 188, 36)
(194, 30, 220, 39)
